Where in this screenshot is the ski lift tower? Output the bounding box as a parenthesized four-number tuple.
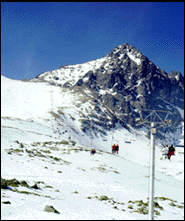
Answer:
(135, 109, 171, 220)
(68, 128, 72, 154)
(49, 81, 54, 133)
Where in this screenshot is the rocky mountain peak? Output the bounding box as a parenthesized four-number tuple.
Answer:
(168, 70, 184, 85)
(106, 43, 148, 66)
(28, 43, 184, 138)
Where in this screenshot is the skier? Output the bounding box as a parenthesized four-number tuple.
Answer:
(161, 144, 168, 160)
(115, 144, 119, 154)
(90, 149, 96, 155)
(167, 144, 175, 160)
(112, 144, 116, 154)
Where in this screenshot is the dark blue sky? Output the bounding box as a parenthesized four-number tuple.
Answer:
(1, 2, 184, 80)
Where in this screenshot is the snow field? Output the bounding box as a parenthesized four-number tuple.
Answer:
(1, 75, 184, 219)
(1, 126, 184, 220)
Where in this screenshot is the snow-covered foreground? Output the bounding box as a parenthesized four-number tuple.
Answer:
(1, 127, 184, 220)
(1, 75, 184, 219)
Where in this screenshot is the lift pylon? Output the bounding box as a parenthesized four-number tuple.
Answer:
(136, 109, 172, 220)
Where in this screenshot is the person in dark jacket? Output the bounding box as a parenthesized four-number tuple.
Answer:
(167, 144, 175, 160)
(90, 149, 96, 155)
(115, 144, 119, 154)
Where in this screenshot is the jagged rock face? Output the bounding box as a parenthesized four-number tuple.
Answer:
(76, 44, 183, 129)
(32, 43, 184, 136)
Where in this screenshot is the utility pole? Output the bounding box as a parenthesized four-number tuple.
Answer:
(136, 109, 171, 220)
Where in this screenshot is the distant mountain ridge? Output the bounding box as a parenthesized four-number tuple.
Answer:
(26, 43, 184, 138)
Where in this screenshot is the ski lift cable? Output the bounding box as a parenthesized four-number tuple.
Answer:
(112, 138, 119, 145)
(125, 133, 131, 143)
(111, 131, 119, 146)
(161, 125, 183, 148)
(161, 124, 168, 147)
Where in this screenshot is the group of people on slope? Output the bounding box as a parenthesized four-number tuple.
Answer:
(161, 144, 175, 160)
(112, 144, 119, 154)
(90, 149, 96, 155)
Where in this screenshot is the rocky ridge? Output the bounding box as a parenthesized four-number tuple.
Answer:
(26, 43, 184, 138)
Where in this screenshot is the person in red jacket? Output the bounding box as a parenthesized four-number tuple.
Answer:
(112, 144, 116, 154)
(167, 144, 175, 160)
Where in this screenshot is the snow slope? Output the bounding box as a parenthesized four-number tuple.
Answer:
(31, 56, 107, 87)
(1, 75, 184, 220)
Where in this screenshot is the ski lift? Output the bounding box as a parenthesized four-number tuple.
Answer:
(160, 125, 170, 159)
(161, 140, 176, 160)
(90, 136, 96, 155)
(173, 132, 177, 147)
(125, 134, 131, 144)
(160, 125, 177, 160)
(162, 125, 180, 147)
(160, 144, 169, 160)
(111, 132, 119, 154)
(161, 125, 167, 147)
(111, 132, 119, 146)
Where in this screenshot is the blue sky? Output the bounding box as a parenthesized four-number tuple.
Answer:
(1, 2, 184, 80)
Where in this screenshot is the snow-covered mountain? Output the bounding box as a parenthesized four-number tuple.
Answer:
(1, 43, 184, 219)
(1, 75, 184, 219)
(1, 76, 184, 219)
(25, 43, 184, 140)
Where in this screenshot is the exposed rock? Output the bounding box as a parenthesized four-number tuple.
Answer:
(31, 183, 39, 189)
(44, 205, 60, 214)
(1, 178, 20, 188)
(27, 43, 184, 138)
(2, 201, 11, 204)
